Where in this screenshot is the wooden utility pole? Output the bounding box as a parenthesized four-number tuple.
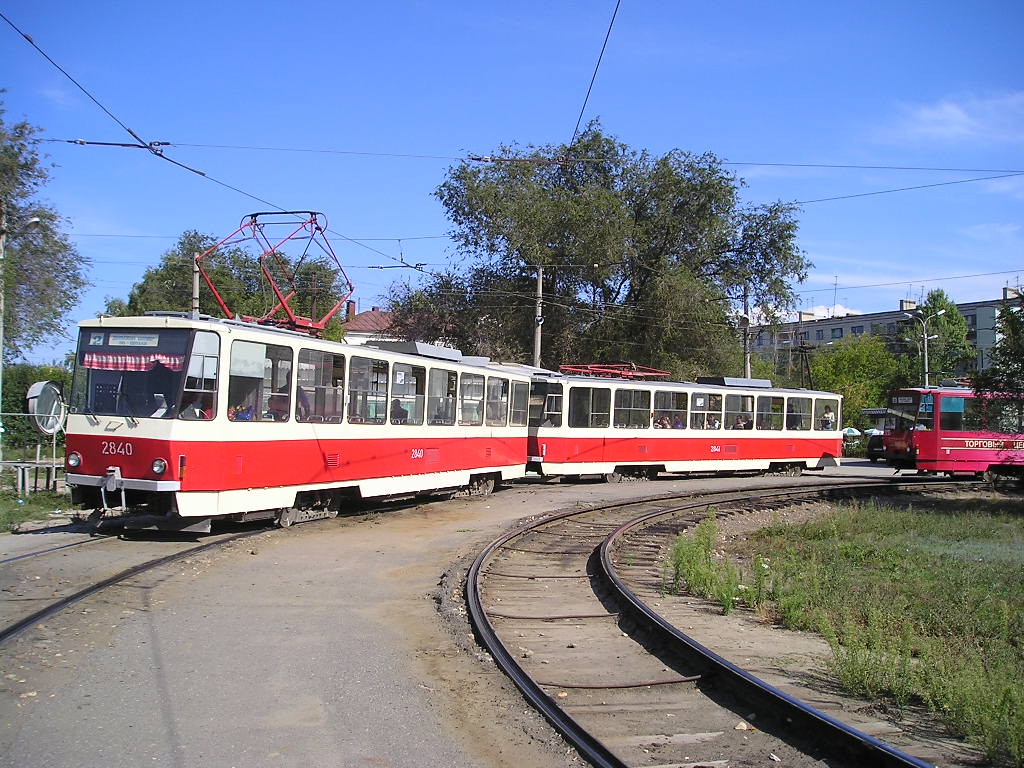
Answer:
(533, 265, 544, 368)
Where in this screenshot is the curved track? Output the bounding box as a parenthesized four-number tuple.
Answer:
(467, 479, 973, 768)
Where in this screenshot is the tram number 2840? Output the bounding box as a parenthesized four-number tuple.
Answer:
(410, 448, 425, 459)
(101, 441, 134, 456)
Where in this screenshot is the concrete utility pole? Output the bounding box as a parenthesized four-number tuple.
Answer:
(533, 265, 544, 368)
(0, 205, 41, 465)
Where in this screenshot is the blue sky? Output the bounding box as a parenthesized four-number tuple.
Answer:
(3, 1, 1022, 361)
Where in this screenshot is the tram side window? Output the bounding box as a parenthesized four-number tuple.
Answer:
(510, 381, 529, 426)
(614, 388, 651, 429)
(529, 381, 563, 427)
(228, 341, 292, 422)
(568, 387, 611, 428)
(916, 394, 934, 430)
(348, 356, 389, 424)
(690, 392, 722, 430)
(756, 395, 784, 430)
(724, 394, 754, 430)
(427, 368, 457, 425)
(179, 331, 219, 420)
(939, 396, 982, 432)
(815, 399, 839, 430)
(786, 397, 812, 431)
(653, 390, 687, 429)
(460, 373, 485, 426)
(296, 349, 345, 423)
(985, 398, 1024, 434)
(485, 377, 510, 426)
(391, 363, 425, 425)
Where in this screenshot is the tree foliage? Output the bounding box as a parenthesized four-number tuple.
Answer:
(386, 123, 809, 376)
(974, 296, 1024, 402)
(2, 362, 71, 451)
(0, 99, 89, 361)
(106, 229, 348, 336)
(809, 334, 904, 430)
(902, 288, 973, 382)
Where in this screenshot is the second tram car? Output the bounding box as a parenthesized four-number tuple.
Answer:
(884, 386, 1024, 478)
(527, 367, 843, 480)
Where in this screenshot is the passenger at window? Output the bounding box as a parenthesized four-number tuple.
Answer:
(390, 398, 409, 423)
(672, 415, 685, 429)
(820, 406, 835, 430)
(267, 394, 290, 421)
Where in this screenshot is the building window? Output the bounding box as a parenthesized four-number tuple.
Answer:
(851, 325, 863, 335)
(815, 329, 825, 341)
(831, 328, 844, 339)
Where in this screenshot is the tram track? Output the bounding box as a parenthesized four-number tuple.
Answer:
(467, 479, 982, 768)
(0, 526, 267, 646)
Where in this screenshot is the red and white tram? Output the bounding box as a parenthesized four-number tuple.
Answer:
(64, 314, 532, 531)
(527, 366, 843, 480)
(884, 386, 1024, 478)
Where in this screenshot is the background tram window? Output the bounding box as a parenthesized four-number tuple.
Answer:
(510, 381, 529, 426)
(348, 356, 389, 424)
(180, 331, 219, 420)
(459, 373, 485, 425)
(296, 349, 345, 423)
(568, 386, 611, 428)
(755, 395, 784, 430)
(786, 396, 812, 430)
(689, 392, 722, 429)
(985, 398, 1024, 434)
(614, 388, 651, 428)
(653, 390, 687, 428)
(228, 340, 292, 422)
(724, 394, 753, 429)
(427, 368, 457, 425)
(529, 381, 563, 427)
(391, 363, 425, 425)
(485, 377, 510, 426)
(814, 399, 839, 430)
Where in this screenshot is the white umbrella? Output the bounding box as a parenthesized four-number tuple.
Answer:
(842, 427, 862, 437)
(864, 428, 883, 436)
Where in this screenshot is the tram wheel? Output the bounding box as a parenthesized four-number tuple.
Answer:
(469, 475, 496, 496)
(276, 508, 297, 528)
(604, 472, 624, 484)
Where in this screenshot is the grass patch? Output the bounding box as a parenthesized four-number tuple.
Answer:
(662, 497, 1024, 766)
(0, 489, 73, 530)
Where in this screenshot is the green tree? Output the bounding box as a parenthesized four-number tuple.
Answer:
(387, 123, 808, 376)
(107, 230, 348, 325)
(809, 334, 903, 430)
(0, 99, 89, 360)
(901, 289, 973, 383)
(974, 296, 1024, 405)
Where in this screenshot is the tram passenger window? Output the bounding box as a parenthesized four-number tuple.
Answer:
(568, 387, 611, 428)
(916, 395, 934, 430)
(724, 394, 753, 430)
(529, 381, 563, 427)
(786, 397, 812, 430)
(815, 399, 839, 430)
(510, 381, 529, 426)
(485, 377, 510, 426)
(179, 331, 219, 420)
(614, 388, 651, 429)
(427, 368, 457, 425)
(391, 363, 425, 425)
(653, 390, 687, 429)
(348, 356, 389, 424)
(756, 396, 784, 430)
(985, 398, 1024, 434)
(297, 349, 345, 423)
(460, 373, 484, 426)
(689, 392, 722, 430)
(228, 341, 292, 422)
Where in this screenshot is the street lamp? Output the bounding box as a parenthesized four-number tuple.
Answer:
(0, 205, 42, 465)
(902, 309, 946, 387)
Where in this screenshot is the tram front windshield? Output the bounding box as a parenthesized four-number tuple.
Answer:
(886, 391, 932, 432)
(70, 328, 217, 419)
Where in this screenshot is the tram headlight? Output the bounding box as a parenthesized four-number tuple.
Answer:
(151, 458, 167, 475)
(66, 452, 81, 469)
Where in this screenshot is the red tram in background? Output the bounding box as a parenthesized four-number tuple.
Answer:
(884, 386, 1024, 479)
